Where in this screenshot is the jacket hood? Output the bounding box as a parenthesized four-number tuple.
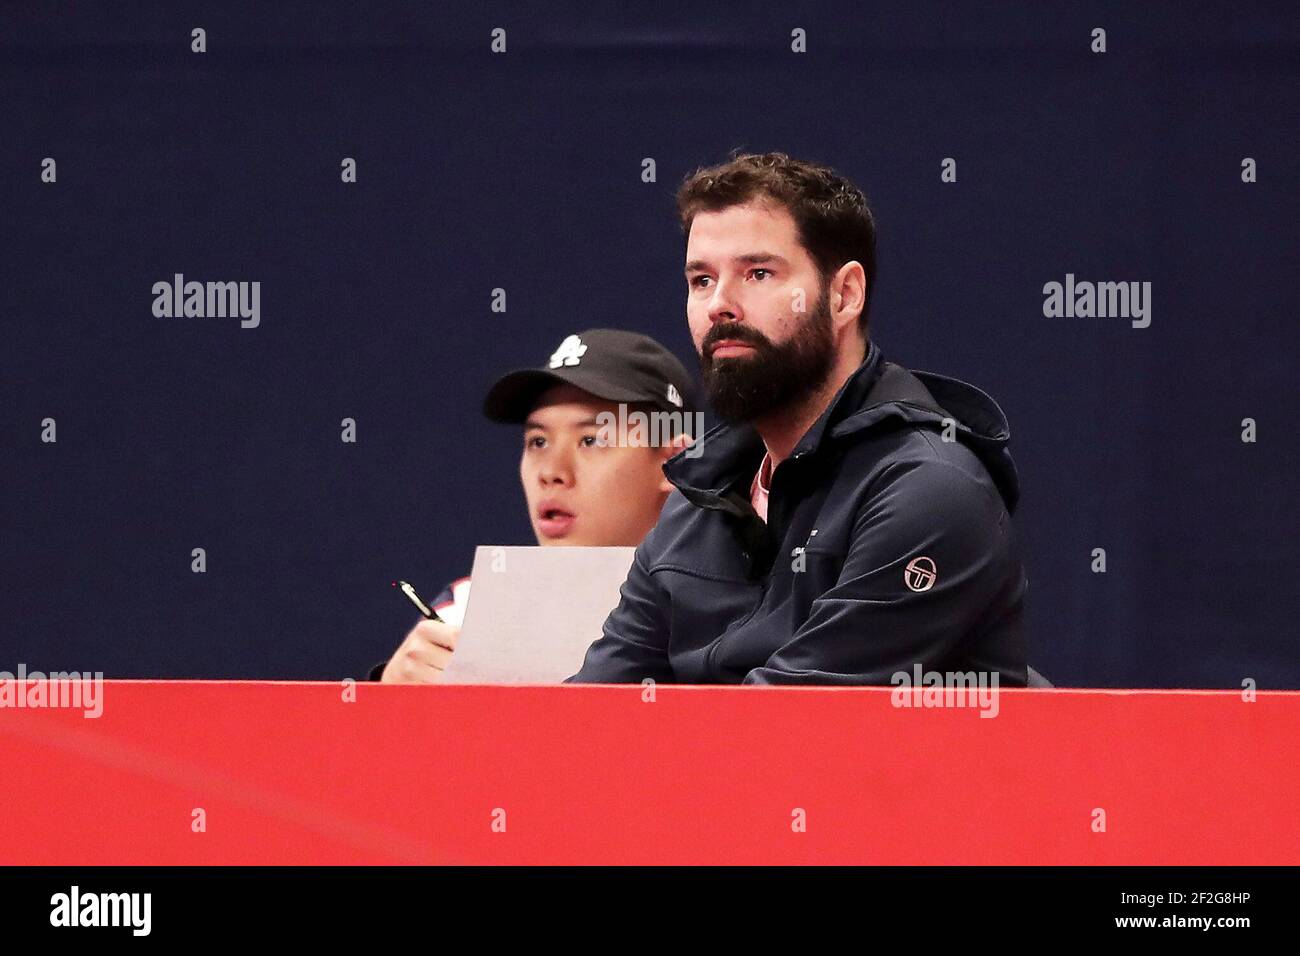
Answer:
(666, 340, 1021, 514)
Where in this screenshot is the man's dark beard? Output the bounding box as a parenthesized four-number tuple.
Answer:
(699, 292, 836, 424)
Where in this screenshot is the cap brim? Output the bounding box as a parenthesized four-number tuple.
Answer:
(482, 367, 652, 423)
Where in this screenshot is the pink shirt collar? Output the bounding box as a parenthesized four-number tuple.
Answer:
(749, 451, 774, 522)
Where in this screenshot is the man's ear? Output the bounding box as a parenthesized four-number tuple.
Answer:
(831, 260, 867, 333)
(657, 433, 694, 493)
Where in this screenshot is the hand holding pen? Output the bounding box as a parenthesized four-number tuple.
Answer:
(379, 580, 459, 684)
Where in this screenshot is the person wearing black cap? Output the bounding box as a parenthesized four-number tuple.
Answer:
(374, 328, 701, 683)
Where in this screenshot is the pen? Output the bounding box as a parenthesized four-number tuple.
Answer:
(391, 580, 444, 623)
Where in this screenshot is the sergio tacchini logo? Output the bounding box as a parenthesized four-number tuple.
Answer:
(904, 556, 937, 592)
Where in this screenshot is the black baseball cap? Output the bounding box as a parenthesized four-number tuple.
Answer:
(483, 328, 701, 425)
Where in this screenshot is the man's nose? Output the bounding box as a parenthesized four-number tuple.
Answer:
(538, 449, 575, 486)
(707, 276, 743, 324)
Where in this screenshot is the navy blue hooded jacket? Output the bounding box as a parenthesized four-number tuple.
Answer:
(566, 340, 1028, 686)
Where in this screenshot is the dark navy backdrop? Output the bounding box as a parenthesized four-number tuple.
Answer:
(2, 1, 1297, 686)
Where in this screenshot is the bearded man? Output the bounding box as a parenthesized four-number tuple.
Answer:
(567, 152, 1029, 686)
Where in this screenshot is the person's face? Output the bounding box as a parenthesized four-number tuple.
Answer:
(684, 200, 837, 422)
(519, 384, 674, 547)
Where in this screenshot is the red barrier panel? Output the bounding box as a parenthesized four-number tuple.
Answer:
(1, 682, 1297, 865)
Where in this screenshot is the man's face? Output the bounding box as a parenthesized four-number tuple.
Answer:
(684, 199, 836, 422)
(519, 384, 671, 547)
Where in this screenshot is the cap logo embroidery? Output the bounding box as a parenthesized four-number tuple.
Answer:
(666, 383, 683, 407)
(904, 556, 937, 592)
(549, 335, 587, 368)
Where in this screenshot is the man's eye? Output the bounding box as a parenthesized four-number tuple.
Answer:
(750, 268, 771, 280)
(525, 435, 545, 450)
(690, 275, 712, 289)
(581, 434, 603, 448)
